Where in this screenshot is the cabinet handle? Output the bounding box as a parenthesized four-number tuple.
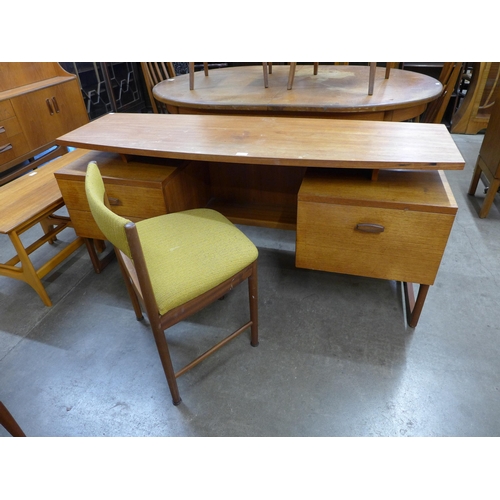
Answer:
(46, 98, 55, 115)
(52, 97, 60, 113)
(0, 143, 13, 154)
(356, 223, 385, 233)
(0, 126, 5, 134)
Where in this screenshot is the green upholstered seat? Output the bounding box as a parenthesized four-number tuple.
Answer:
(136, 210, 257, 314)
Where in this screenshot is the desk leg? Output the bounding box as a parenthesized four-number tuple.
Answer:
(84, 238, 115, 273)
(404, 282, 430, 328)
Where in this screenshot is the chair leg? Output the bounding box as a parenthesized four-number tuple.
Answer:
(468, 158, 500, 218)
(189, 63, 209, 90)
(479, 178, 500, 219)
(468, 159, 482, 196)
(248, 261, 259, 347)
(151, 323, 182, 405)
(0, 402, 26, 437)
(385, 63, 392, 79)
(368, 62, 377, 95)
(287, 62, 296, 90)
(313, 62, 319, 75)
(262, 62, 269, 88)
(189, 62, 195, 90)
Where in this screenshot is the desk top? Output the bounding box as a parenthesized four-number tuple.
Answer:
(57, 113, 465, 171)
(153, 65, 443, 121)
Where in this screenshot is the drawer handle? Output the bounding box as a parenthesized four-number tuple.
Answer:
(0, 143, 13, 154)
(0, 126, 5, 134)
(108, 197, 122, 206)
(52, 97, 60, 113)
(46, 98, 55, 115)
(356, 223, 385, 233)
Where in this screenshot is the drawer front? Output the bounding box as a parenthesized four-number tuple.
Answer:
(65, 208, 144, 240)
(64, 208, 105, 240)
(296, 201, 455, 285)
(57, 179, 167, 219)
(0, 116, 31, 166)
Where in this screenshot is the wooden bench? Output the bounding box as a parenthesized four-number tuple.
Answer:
(0, 149, 89, 306)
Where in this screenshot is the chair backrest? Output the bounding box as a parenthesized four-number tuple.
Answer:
(141, 62, 176, 113)
(85, 161, 133, 258)
(85, 161, 161, 320)
(422, 62, 463, 123)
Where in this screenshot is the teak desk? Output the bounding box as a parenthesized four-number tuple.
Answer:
(56, 113, 465, 327)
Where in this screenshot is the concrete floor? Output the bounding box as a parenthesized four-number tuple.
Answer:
(1, 133, 499, 438)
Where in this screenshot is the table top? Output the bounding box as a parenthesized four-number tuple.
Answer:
(153, 65, 443, 119)
(56, 113, 465, 171)
(0, 149, 90, 233)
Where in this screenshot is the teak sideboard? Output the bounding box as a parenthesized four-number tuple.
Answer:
(0, 62, 89, 185)
(55, 113, 465, 327)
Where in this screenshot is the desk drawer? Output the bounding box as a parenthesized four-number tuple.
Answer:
(64, 208, 144, 240)
(296, 201, 455, 284)
(296, 168, 457, 285)
(56, 178, 168, 219)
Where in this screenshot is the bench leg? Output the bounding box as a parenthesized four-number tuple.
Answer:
(1, 217, 84, 307)
(8, 230, 53, 306)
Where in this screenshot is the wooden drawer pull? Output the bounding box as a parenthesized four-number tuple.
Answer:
(52, 97, 60, 113)
(46, 98, 55, 115)
(0, 143, 13, 154)
(108, 197, 122, 206)
(356, 223, 385, 233)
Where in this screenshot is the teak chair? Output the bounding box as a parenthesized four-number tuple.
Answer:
(188, 62, 209, 90)
(468, 95, 500, 218)
(421, 62, 463, 124)
(141, 62, 176, 113)
(287, 62, 395, 94)
(189, 63, 271, 89)
(85, 162, 259, 405)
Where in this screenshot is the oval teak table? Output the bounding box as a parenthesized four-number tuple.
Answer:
(153, 65, 443, 121)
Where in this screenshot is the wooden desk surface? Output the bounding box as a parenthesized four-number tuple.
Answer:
(153, 65, 443, 121)
(57, 113, 465, 171)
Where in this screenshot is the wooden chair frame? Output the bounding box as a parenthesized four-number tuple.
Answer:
(421, 62, 463, 124)
(190, 63, 271, 89)
(0, 402, 25, 437)
(141, 62, 176, 113)
(287, 62, 394, 94)
(98, 192, 258, 406)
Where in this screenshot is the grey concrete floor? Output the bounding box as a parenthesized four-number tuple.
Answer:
(1, 133, 499, 438)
